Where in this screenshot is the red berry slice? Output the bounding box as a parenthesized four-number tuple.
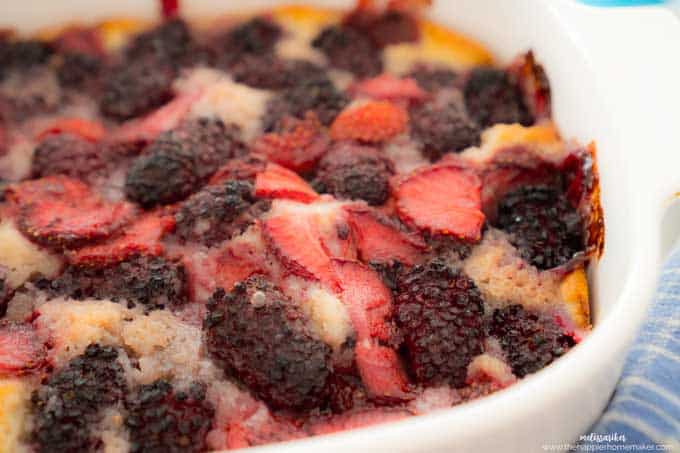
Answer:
(262, 214, 337, 289)
(395, 165, 485, 241)
(252, 113, 329, 173)
(69, 212, 175, 264)
(37, 118, 106, 142)
(254, 163, 318, 203)
(350, 74, 426, 103)
(0, 322, 46, 376)
(332, 258, 393, 342)
(346, 206, 425, 265)
(355, 341, 410, 400)
(7, 176, 136, 248)
(330, 101, 408, 143)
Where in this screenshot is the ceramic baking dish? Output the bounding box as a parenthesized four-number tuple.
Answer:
(4, 0, 680, 451)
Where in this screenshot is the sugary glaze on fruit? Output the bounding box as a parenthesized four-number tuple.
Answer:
(0, 1, 603, 451)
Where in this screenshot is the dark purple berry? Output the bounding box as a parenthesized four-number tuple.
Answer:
(264, 78, 348, 130)
(125, 380, 214, 453)
(100, 61, 175, 120)
(494, 185, 584, 269)
(175, 180, 269, 246)
(214, 17, 282, 68)
(463, 67, 532, 128)
(125, 18, 201, 67)
(410, 92, 480, 160)
(345, 9, 419, 48)
(408, 65, 458, 92)
(31, 133, 105, 180)
(230, 54, 328, 90)
(33, 255, 188, 309)
(312, 143, 394, 206)
(488, 304, 575, 377)
(31, 344, 127, 453)
(312, 26, 382, 77)
(56, 52, 102, 89)
(0, 39, 53, 80)
(394, 258, 485, 387)
(204, 276, 332, 410)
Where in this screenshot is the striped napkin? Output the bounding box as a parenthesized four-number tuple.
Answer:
(576, 247, 680, 451)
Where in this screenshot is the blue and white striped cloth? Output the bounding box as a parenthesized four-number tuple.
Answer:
(577, 248, 680, 451)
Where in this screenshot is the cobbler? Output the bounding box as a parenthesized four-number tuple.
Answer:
(0, 1, 603, 451)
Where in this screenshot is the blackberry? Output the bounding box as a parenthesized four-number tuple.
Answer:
(125, 118, 245, 207)
(264, 78, 348, 130)
(31, 344, 127, 453)
(31, 133, 105, 180)
(0, 39, 53, 80)
(345, 9, 419, 48)
(312, 143, 394, 206)
(231, 55, 328, 90)
(394, 258, 485, 387)
(214, 17, 282, 68)
(411, 94, 480, 160)
(463, 67, 532, 128)
(369, 260, 404, 293)
(312, 26, 382, 77)
(408, 65, 458, 93)
(100, 61, 175, 120)
(125, 18, 200, 67)
(125, 380, 214, 453)
(327, 373, 369, 413)
(205, 276, 332, 410)
(34, 255, 188, 309)
(175, 180, 269, 246)
(494, 185, 584, 269)
(488, 304, 575, 377)
(56, 52, 102, 90)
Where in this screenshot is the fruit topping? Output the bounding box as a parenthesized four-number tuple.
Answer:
(125, 380, 214, 453)
(344, 3, 420, 48)
(0, 322, 46, 376)
(410, 92, 480, 160)
(345, 206, 425, 265)
(264, 78, 349, 129)
(56, 52, 102, 90)
(7, 176, 135, 249)
(209, 154, 268, 186)
(174, 179, 263, 246)
(37, 118, 106, 143)
(408, 65, 458, 93)
(0, 39, 53, 80)
(463, 67, 531, 128)
(70, 212, 175, 264)
(231, 55, 328, 91)
(395, 165, 485, 241)
(31, 344, 127, 453)
(100, 60, 176, 120)
(354, 341, 410, 400)
(214, 17, 282, 68)
(488, 304, 575, 377)
(394, 258, 485, 387)
(34, 255, 188, 309)
(125, 18, 199, 68)
(254, 163, 319, 203)
(252, 112, 329, 173)
(31, 133, 105, 180)
(312, 143, 394, 206)
(205, 277, 332, 410)
(509, 51, 551, 121)
(493, 185, 584, 269)
(349, 74, 426, 103)
(125, 118, 246, 207)
(312, 25, 382, 77)
(330, 101, 408, 143)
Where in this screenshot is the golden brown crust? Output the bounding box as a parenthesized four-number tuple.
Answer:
(560, 267, 591, 328)
(0, 379, 29, 453)
(584, 142, 605, 260)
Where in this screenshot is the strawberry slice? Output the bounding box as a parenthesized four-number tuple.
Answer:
(332, 258, 393, 342)
(69, 212, 175, 264)
(350, 74, 426, 103)
(0, 322, 46, 376)
(252, 113, 329, 173)
(254, 163, 318, 203)
(262, 214, 338, 289)
(355, 341, 410, 400)
(395, 165, 485, 241)
(209, 155, 268, 186)
(346, 206, 426, 265)
(7, 175, 136, 249)
(113, 91, 201, 143)
(37, 118, 106, 142)
(330, 101, 408, 143)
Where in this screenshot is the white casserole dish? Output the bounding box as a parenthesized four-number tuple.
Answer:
(4, 1, 680, 451)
